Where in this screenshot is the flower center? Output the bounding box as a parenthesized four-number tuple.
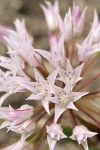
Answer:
(40, 83, 49, 93)
(65, 72, 76, 86)
(50, 132, 61, 141)
(59, 92, 71, 104)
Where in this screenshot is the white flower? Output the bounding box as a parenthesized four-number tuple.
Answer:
(0, 104, 34, 128)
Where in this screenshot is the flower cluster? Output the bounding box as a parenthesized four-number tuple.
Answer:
(0, 0, 99, 150)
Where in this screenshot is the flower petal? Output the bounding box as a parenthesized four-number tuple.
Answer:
(42, 98, 50, 115)
(27, 92, 44, 100)
(54, 104, 66, 122)
(72, 92, 89, 102)
(47, 68, 59, 84)
(47, 136, 57, 150)
(67, 102, 78, 111)
(82, 139, 89, 150)
(34, 69, 46, 84)
(36, 49, 51, 62)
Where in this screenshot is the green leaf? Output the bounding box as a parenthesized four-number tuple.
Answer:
(60, 127, 77, 144)
(63, 127, 72, 136)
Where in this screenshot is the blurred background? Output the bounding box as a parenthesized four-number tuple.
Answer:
(0, 0, 100, 149)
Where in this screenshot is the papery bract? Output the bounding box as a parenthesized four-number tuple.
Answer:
(70, 125, 97, 150)
(46, 123, 67, 150)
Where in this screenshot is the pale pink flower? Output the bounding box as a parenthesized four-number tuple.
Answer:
(50, 85, 88, 122)
(91, 10, 99, 31)
(57, 8, 73, 41)
(90, 10, 100, 44)
(7, 120, 35, 149)
(41, 0, 59, 31)
(0, 70, 20, 93)
(70, 125, 97, 150)
(14, 78, 38, 93)
(77, 10, 100, 61)
(58, 59, 84, 90)
(0, 54, 26, 77)
(8, 119, 35, 133)
(5, 36, 42, 67)
(27, 68, 59, 114)
(72, 2, 87, 36)
(14, 19, 34, 44)
(57, 3, 87, 39)
(36, 36, 66, 68)
(4, 20, 42, 68)
(77, 33, 100, 62)
(0, 104, 34, 128)
(0, 70, 32, 106)
(5, 19, 34, 45)
(0, 19, 33, 44)
(92, 24, 100, 44)
(46, 123, 67, 150)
